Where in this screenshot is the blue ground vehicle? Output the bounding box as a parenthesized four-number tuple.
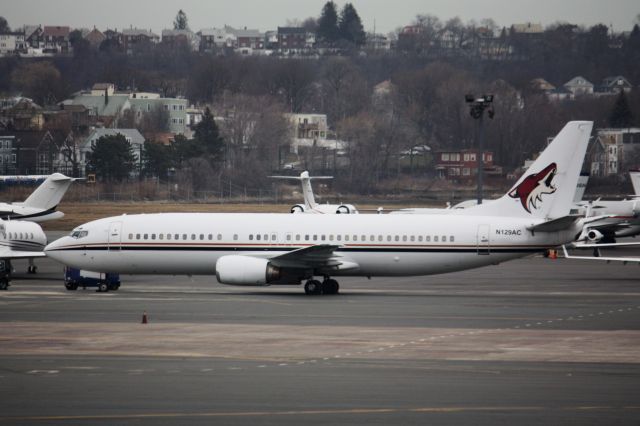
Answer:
(64, 267, 120, 292)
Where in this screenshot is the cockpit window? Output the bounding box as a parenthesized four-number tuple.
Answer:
(70, 230, 89, 239)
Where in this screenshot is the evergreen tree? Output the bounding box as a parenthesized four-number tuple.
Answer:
(173, 9, 189, 30)
(87, 134, 136, 182)
(609, 91, 634, 128)
(142, 140, 174, 178)
(0, 16, 10, 33)
(317, 1, 339, 45)
(194, 107, 224, 161)
(338, 3, 366, 46)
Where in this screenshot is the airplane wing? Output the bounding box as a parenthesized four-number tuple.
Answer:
(562, 245, 640, 264)
(269, 244, 358, 271)
(0, 249, 46, 259)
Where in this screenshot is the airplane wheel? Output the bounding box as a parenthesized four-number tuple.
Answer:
(27, 266, 37, 274)
(304, 280, 322, 295)
(322, 279, 339, 295)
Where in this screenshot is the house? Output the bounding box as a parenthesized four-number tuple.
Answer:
(0, 31, 26, 55)
(122, 28, 159, 54)
(589, 128, 640, 176)
(161, 29, 199, 51)
(435, 149, 498, 181)
(42, 26, 70, 53)
(366, 33, 391, 50)
(563, 76, 594, 97)
(598, 76, 633, 94)
(225, 26, 264, 54)
(84, 28, 106, 48)
(285, 113, 346, 154)
(277, 27, 315, 54)
(198, 28, 235, 52)
(23, 25, 43, 48)
(510, 22, 544, 34)
(64, 90, 131, 128)
(0, 130, 71, 175)
(127, 93, 188, 134)
(1, 98, 44, 130)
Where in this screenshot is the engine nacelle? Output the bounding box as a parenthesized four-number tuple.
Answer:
(336, 204, 358, 214)
(290, 204, 306, 214)
(215, 255, 280, 286)
(586, 229, 604, 242)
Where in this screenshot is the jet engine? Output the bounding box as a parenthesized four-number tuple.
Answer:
(586, 229, 604, 242)
(290, 204, 306, 214)
(336, 204, 357, 214)
(215, 255, 281, 286)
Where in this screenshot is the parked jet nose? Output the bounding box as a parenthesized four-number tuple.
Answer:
(44, 236, 74, 264)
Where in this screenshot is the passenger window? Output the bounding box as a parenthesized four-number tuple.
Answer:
(128, 233, 133, 239)
(233, 234, 238, 240)
(410, 236, 415, 242)
(345, 235, 349, 241)
(218, 234, 223, 241)
(271, 234, 276, 241)
(144, 234, 148, 240)
(167, 234, 171, 240)
(442, 235, 446, 242)
(370, 235, 375, 242)
(175, 234, 179, 240)
(208, 234, 213, 240)
(151, 234, 156, 240)
(426, 236, 431, 242)
(378, 235, 383, 242)
(182, 234, 187, 240)
(450, 236, 455, 242)
(387, 235, 392, 242)
(256, 234, 261, 241)
(286, 234, 291, 241)
(361, 235, 366, 241)
(329, 235, 334, 241)
(321, 235, 326, 241)
(353, 235, 357, 241)
(263, 234, 268, 241)
(418, 236, 423, 242)
(434, 236, 439, 242)
(402, 235, 407, 242)
(199, 234, 204, 240)
(249, 234, 254, 241)
(337, 235, 341, 241)
(191, 234, 196, 240)
(313, 235, 317, 241)
(305, 235, 309, 241)
(20, 233, 23, 239)
(159, 234, 164, 240)
(295, 234, 301, 241)
(136, 234, 141, 240)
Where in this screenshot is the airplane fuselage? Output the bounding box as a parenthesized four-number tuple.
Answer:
(45, 213, 577, 278)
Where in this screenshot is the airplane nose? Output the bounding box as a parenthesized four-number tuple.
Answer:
(44, 237, 70, 262)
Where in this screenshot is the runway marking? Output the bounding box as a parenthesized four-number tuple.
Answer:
(6, 405, 639, 421)
(26, 370, 58, 375)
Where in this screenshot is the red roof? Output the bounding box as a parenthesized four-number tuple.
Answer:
(43, 26, 70, 37)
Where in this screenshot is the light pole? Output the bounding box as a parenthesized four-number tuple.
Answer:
(465, 94, 495, 204)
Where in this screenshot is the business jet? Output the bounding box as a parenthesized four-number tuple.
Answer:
(45, 121, 592, 295)
(561, 243, 640, 264)
(0, 219, 47, 289)
(0, 173, 75, 222)
(270, 171, 358, 214)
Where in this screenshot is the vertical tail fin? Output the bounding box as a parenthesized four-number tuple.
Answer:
(630, 170, 640, 196)
(573, 173, 590, 203)
(462, 121, 593, 219)
(23, 173, 73, 210)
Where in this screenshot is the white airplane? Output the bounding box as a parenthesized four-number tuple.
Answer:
(630, 170, 640, 195)
(270, 171, 358, 214)
(0, 173, 75, 222)
(45, 121, 592, 295)
(0, 219, 48, 289)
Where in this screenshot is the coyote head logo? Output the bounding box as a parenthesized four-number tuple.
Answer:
(508, 163, 557, 213)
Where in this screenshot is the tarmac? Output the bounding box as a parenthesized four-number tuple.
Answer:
(0, 233, 639, 425)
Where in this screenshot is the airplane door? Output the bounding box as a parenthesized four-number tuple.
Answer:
(476, 224, 490, 255)
(108, 221, 122, 251)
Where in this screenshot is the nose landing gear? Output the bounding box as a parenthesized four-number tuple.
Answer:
(304, 277, 340, 295)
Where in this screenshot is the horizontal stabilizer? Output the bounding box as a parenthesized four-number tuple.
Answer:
(527, 215, 581, 232)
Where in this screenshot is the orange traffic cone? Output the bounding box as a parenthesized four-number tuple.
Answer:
(142, 311, 148, 324)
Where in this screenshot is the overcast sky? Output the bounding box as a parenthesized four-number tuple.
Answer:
(3, 0, 639, 34)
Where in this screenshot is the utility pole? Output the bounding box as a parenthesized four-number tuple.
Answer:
(465, 94, 495, 204)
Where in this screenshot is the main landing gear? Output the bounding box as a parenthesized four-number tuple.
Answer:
(27, 259, 37, 274)
(304, 277, 340, 295)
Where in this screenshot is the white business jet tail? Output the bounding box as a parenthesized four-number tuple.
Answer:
(463, 121, 592, 220)
(22, 173, 74, 211)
